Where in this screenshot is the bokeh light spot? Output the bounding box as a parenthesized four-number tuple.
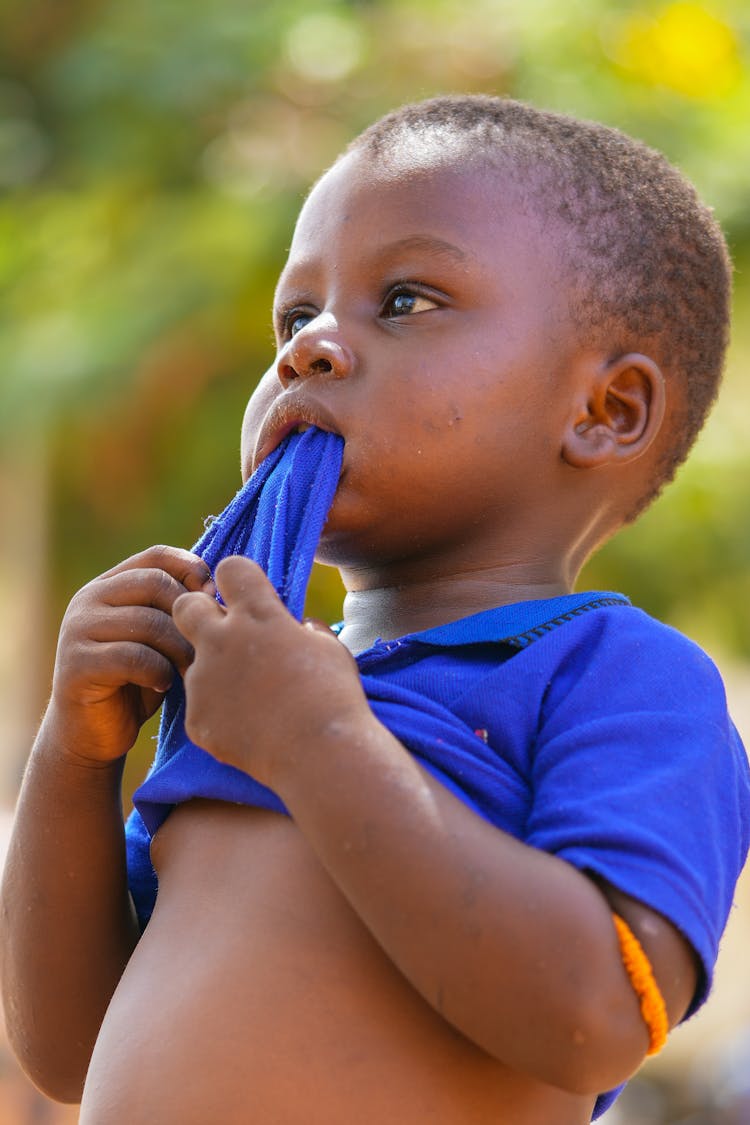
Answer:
(612, 2, 741, 99)
(284, 11, 363, 85)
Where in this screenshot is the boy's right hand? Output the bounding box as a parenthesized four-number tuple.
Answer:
(47, 546, 215, 766)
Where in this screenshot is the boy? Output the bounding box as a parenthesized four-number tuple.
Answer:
(2, 95, 748, 1124)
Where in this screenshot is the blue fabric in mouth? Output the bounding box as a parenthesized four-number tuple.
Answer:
(128, 425, 344, 898)
(192, 426, 344, 620)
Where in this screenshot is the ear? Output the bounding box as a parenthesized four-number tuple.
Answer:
(561, 353, 666, 470)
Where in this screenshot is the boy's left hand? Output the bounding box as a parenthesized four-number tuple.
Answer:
(172, 556, 370, 788)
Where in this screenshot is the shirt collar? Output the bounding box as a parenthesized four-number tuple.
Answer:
(397, 591, 630, 650)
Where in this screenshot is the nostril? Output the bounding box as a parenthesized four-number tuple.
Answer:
(310, 358, 333, 374)
(277, 345, 343, 385)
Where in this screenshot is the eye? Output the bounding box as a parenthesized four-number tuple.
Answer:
(382, 287, 440, 319)
(288, 311, 315, 337)
(276, 306, 317, 340)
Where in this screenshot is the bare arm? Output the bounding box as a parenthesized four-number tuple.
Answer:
(1, 724, 138, 1102)
(269, 723, 695, 1093)
(0, 546, 213, 1101)
(173, 557, 698, 1095)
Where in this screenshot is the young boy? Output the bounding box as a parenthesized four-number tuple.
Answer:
(2, 95, 749, 1124)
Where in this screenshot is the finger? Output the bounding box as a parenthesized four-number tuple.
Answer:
(99, 546, 214, 593)
(302, 619, 358, 665)
(91, 568, 207, 617)
(302, 618, 337, 637)
(214, 557, 284, 619)
(172, 590, 225, 642)
(79, 641, 179, 695)
(86, 606, 195, 676)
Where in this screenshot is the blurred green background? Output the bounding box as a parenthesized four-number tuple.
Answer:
(1, 0, 749, 649)
(0, 1, 749, 1122)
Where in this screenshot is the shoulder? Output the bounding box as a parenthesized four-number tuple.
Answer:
(535, 601, 730, 717)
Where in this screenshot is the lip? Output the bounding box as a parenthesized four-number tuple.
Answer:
(252, 393, 344, 473)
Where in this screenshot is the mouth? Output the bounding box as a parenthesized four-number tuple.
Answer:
(252, 396, 343, 474)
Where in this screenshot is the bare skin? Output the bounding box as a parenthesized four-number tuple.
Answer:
(1, 150, 698, 1123)
(81, 801, 598, 1125)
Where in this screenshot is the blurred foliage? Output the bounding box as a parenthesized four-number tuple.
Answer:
(1, 0, 749, 665)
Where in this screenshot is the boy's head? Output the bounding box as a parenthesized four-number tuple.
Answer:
(243, 95, 731, 580)
(348, 95, 732, 519)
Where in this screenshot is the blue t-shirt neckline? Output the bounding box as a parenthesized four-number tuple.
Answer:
(335, 590, 631, 654)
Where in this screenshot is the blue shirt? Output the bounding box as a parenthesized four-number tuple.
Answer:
(126, 590, 750, 1120)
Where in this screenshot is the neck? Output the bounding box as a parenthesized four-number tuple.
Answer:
(336, 561, 573, 654)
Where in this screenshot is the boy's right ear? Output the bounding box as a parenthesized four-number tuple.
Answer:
(561, 352, 666, 470)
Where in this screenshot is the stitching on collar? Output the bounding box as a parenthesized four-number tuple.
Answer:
(503, 595, 630, 649)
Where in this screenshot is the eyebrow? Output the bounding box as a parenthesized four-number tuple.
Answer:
(373, 235, 470, 265)
(274, 234, 472, 301)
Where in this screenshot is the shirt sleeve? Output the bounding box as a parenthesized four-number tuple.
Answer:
(524, 608, 750, 1017)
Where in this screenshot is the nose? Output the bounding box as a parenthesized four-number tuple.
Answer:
(276, 318, 355, 386)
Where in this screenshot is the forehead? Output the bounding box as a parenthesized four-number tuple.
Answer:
(280, 146, 559, 288)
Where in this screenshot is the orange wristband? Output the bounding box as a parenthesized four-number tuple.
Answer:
(612, 912, 669, 1056)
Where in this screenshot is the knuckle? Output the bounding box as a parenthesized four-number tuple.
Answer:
(66, 583, 95, 615)
(131, 544, 178, 574)
(59, 597, 96, 645)
(147, 545, 183, 580)
(154, 566, 178, 600)
(53, 639, 89, 685)
(141, 608, 183, 656)
(148, 545, 210, 588)
(122, 643, 159, 678)
(147, 544, 172, 562)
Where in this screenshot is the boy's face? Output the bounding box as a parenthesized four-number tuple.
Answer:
(242, 146, 582, 579)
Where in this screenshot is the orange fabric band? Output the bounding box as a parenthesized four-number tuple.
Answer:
(612, 912, 669, 1056)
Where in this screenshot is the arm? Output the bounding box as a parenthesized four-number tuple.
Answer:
(0, 546, 213, 1101)
(173, 558, 698, 1095)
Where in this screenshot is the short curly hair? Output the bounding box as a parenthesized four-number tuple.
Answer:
(349, 95, 732, 515)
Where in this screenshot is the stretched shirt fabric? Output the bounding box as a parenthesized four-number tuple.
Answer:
(125, 429, 750, 1122)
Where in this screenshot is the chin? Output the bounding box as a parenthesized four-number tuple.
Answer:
(314, 530, 401, 574)
(314, 532, 349, 569)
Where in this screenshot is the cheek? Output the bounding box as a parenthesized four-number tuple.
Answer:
(240, 368, 278, 477)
